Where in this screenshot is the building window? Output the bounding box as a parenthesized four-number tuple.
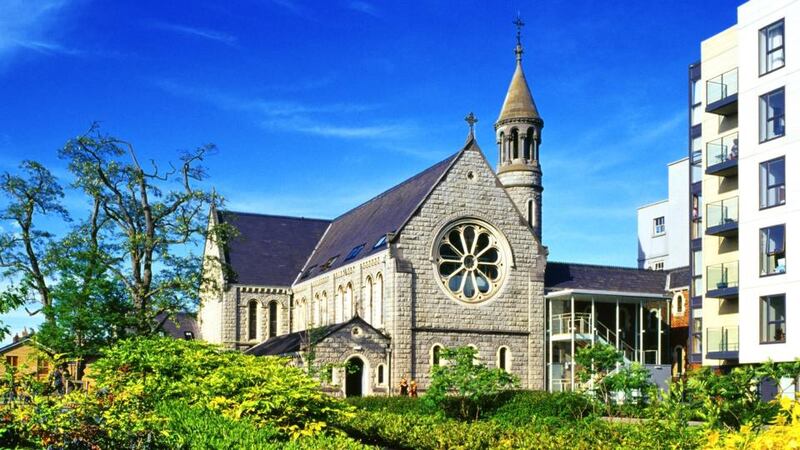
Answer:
(673, 346, 684, 375)
(674, 294, 685, 315)
(435, 220, 507, 303)
(247, 300, 258, 341)
(691, 79, 702, 127)
(691, 309, 702, 354)
(653, 216, 666, 236)
(651, 261, 665, 271)
(345, 244, 365, 261)
(497, 346, 510, 372)
(268, 301, 278, 338)
(527, 199, 533, 226)
(376, 364, 385, 385)
(761, 225, 786, 276)
(183, 331, 194, 340)
(5, 355, 18, 368)
(431, 344, 442, 367)
(691, 249, 703, 296)
(760, 88, 785, 142)
(760, 157, 786, 209)
(36, 358, 49, 376)
(374, 273, 384, 327)
(760, 20, 785, 75)
(344, 284, 353, 320)
(761, 295, 786, 343)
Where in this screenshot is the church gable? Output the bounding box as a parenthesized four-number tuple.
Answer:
(393, 139, 543, 331)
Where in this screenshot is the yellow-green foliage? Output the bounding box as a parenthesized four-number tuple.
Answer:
(705, 398, 800, 450)
(91, 337, 353, 438)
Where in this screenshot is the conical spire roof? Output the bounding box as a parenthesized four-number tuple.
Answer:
(497, 58, 540, 122)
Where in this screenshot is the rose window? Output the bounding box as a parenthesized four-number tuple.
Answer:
(435, 221, 506, 302)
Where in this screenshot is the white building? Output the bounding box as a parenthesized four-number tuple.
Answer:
(637, 158, 690, 270)
(690, 0, 799, 369)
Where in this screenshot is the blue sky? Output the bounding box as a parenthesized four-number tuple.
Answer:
(0, 0, 740, 340)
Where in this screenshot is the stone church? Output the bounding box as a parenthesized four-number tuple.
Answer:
(199, 31, 674, 396)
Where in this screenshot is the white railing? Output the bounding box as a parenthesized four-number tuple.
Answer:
(551, 313, 637, 362)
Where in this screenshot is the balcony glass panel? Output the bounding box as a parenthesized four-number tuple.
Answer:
(707, 261, 739, 291)
(706, 69, 738, 104)
(706, 326, 739, 353)
(706, 197, 738, 228)
(707, 133, 738, 167)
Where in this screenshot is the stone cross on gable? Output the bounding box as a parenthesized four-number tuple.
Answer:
(464, 112, 478, 135)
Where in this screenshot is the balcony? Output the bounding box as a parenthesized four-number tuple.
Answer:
(706, 326, 739, 360)
(706, 68, 738, 116)
(705, 197, 738, 237)
(705, 133, 738, 177)
(706, 261, 739, 299)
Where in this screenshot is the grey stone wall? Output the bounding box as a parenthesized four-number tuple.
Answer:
(390, 145, 546, 390)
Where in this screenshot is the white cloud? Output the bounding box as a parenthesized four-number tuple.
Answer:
(0, 0, 76, 64)
(149, 22, 237, 47)
(154, 79, 416, 141)
(347, 1, 380, 17)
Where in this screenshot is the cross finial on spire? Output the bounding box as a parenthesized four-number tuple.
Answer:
(513, 13, 525, 62)
(465, 112, 478, 136)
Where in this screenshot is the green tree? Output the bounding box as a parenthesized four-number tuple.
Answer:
(424, 346, 518, 420)
(60, 125, 233, 334)
(0, 161, 69, 329)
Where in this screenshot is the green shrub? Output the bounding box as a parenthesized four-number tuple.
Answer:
(91, 337, 352, 437)
(424, 346, 518, 420)
(489, 390, 597, 426)
(158, 401, 369, 450)
(346, 395, 431, 416)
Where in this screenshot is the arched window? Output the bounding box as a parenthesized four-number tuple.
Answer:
(524, 127, 533, 161)
(376, 364, 385, 385)
(344, 284, 353, 320)
(247, 300, 258, 341)
(674, 294, 685, 315)
(375, 273, 384, 327)
(431, 344, 442, 367)
(498, 132, 505, 163)
(511, 128, 519, 160)
(321, 292, 328, 325)
(335, 286, 344, 323)
(527, 199, 534, 227)
(498, 346, 511, 372)
(313, 294, 320, 326)
(365, 276, 374, 324)
(268, 300, 278, 338)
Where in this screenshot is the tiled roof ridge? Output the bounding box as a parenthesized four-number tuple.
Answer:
(329, 151, 460, 223)
(219, 210, 331, 223)
(548, 261, 662, 272)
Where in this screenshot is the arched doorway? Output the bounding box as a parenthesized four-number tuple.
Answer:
(345, 357, 365, 397)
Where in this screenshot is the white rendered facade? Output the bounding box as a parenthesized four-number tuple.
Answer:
(736, 0, 800, 364)
(637, 158, 690, 270)
(693, 0, 800, 367)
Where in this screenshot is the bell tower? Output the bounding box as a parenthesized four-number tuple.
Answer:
(496, 16, 544, 241)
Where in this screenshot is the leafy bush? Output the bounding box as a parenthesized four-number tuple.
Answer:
(91, 336, 351, 437)
(424, 346, 518, 420)
(346, 395, 431, 416)
(158, 401, 368, 450)
(705, 398, 800, 449)
(489, 390, 597, 426)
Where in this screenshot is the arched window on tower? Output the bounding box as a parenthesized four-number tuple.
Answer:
(525, 127, 534, 161)
(268, 300, 278, 338)
(497, 132, 505, 164)
(498, 346, 511, 372)
(431, 344, 442, 367)
(320, 292, 328, 325)
(511, 128, 519, 160)
(527, 199, 534, 227)
(247, 300, 258, 341)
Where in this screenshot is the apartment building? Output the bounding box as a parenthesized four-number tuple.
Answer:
(690, 0, 798, 368)
(638, 158, 690, 271)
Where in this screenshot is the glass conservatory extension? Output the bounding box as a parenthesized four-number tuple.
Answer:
(546, 290, 671, 392)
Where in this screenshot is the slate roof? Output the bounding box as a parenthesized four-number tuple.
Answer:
(245, 316, 387, 356)
(156, 312, 200, 339)
(217, 212, 330, 286)
(545, 262, 668, 295)
(667, 266, 690, 290)
(298, 151, 460, 280)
